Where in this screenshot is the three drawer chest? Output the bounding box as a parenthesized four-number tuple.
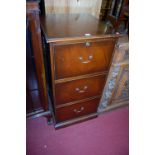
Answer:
(40, 14, 124, 128)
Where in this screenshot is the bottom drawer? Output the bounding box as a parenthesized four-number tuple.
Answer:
(55, 98, 100, 122)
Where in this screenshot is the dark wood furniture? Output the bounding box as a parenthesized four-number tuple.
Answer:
(41, 13, 125, 129)
(98, 36, 128, 112)
(26, 1, 50, 118)
(99, 0, 112, 20)
(107, 0, 129, 33)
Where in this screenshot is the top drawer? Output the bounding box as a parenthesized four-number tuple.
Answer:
(53, 39, 116, 79)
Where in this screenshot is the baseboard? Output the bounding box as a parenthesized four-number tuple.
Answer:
(26, 110, 51, 119)
(98, 100, 129, 114)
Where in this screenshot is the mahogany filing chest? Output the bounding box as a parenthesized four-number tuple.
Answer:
(41, 14, 123, 128)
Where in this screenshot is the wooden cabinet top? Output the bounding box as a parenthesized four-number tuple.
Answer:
(40, 14, 124, 43)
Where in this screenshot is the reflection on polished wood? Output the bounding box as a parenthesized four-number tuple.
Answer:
(40, 14, 123, 42)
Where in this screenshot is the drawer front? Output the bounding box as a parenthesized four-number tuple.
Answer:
(54, 39, 116, 79)
(55, 98, 100, 122)
(55, 75, 106, 105)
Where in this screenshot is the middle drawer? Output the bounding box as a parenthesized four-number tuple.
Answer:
(55, 74, 106, 105)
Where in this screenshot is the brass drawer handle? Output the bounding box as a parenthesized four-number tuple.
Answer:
(75, 86, 88, 93)
(78, 55, 93, 64)
(73, 107, 84, 113)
